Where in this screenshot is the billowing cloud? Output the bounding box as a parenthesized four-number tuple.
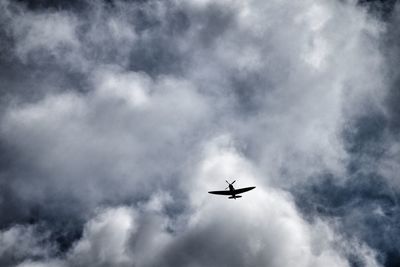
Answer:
(9, 139, 381, 267)
(0, 0, 398, 266)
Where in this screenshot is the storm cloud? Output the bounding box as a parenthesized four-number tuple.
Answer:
(0, 0, 399, 266)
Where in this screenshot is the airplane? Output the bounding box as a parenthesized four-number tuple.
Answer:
(208, 180, 256, 199)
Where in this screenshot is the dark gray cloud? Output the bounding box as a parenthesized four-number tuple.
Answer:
(0, 0, 399, 266)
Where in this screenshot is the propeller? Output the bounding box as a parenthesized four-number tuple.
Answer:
(225, 180, 236, 190)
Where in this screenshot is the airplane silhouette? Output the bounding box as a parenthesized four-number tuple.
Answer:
(208, 180, 256, 199)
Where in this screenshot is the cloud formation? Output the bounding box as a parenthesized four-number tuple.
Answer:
(10, 141, 381, 267)
(0, 0, 398, 266)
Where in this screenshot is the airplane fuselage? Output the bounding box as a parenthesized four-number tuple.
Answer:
(227, 184, 243, 199)
(228, 184, 237, 199)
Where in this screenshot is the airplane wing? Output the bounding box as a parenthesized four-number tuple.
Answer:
(208, 190, 232, 195)
(234, 186, 256, 194)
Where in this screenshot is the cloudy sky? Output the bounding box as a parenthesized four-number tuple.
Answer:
(0, 0, 399, 266)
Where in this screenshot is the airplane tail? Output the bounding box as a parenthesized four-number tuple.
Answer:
(229, 195, 242, 199)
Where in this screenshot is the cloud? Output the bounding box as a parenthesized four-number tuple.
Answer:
(0, 0, 397, 266)
(0, 224, 54, 267)
(2, 136, 382, 267)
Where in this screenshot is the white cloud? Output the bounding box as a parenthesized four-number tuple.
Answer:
(12, 137, 381, 267)
(67, 207, 135, 267)
(0, 225, 53, 266)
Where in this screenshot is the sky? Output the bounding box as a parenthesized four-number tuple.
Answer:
(0, 0, 399, 266)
